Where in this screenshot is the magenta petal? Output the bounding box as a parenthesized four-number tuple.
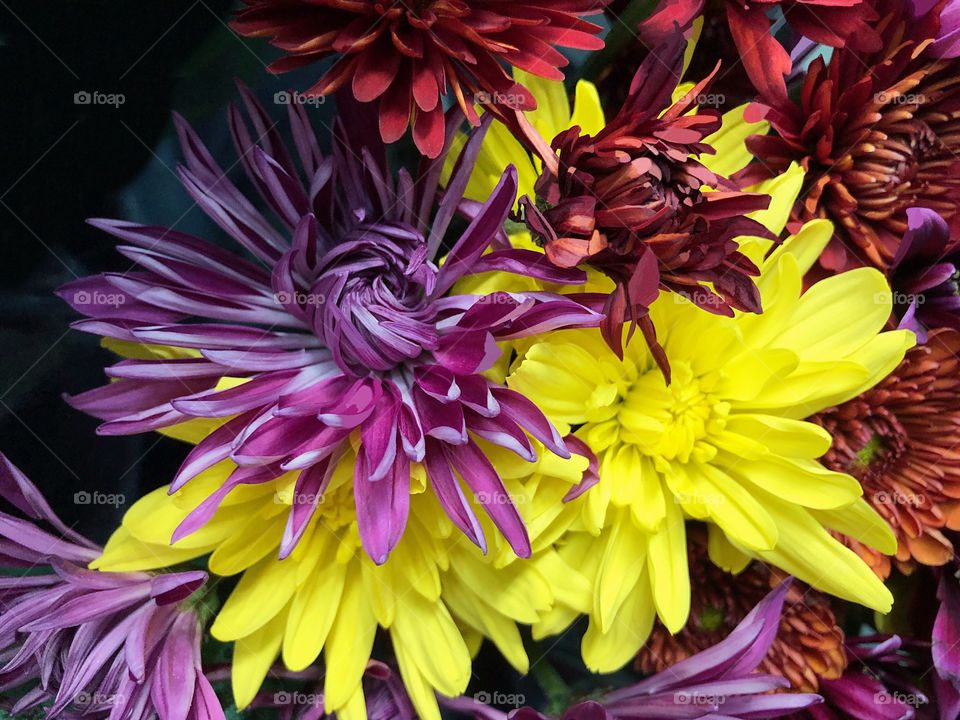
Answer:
(151, 613, 200, 720)
(150, 571, 207, 605)
(354, 450, 410, 564)
(444, 440, 531, 559)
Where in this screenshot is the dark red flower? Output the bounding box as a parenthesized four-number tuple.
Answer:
(638, 0, 880, 101)
(812, 328, 960, 578)
(746, 0, 960, 273)
(232, 0, 607, 158)
(519, 36, 773, 375)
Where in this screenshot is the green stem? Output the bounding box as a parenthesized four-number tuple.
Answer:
(531, 661, 572, 716)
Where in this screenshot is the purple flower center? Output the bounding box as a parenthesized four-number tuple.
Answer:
(307, 223, 441, 375)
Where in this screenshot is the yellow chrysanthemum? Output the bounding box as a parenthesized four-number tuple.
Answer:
(506, 220, 913, 673)
(93, 445, 589, 720)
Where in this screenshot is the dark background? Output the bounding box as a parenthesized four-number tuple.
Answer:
(0, 1, 297, 542)
(0, 5, 618, 712)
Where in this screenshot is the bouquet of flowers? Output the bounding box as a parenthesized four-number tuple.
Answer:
(3, 0, 960, 718)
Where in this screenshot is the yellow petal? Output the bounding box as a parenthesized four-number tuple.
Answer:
(702, 103, 768, 178)
(746, 162, 805, 236)
(732, 456, 862, 510)
(582, 567, 655, 673)
(810, 499, 898, 555)
(706, 523, 751, 573)
(232, 606, 288, 709)
(754, 494, 893, 612)
(392, 595, 471, 696)
(282, 545, 346, 671)
(324, 563, 377, 711)
(569, 80, 605, 136)
(212, 555, 298, 640)
(646, 499, 690, 633)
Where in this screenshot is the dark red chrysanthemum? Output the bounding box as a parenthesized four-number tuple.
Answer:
(746, 0, 960, 273)
(519, 36, 773, 374)
(232, 0, 607, 158)
(812, 328, 960, 578)
(635, 532, 847, 694)
(637, 0, 879, 101)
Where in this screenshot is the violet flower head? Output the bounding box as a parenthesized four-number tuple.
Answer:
(810, 635, 929, 720)
(450, 583, 821, 720)
(0, 453, 222, 720)
(934, 563, 960, 720)
(60, 87, 601, 565)
(254, 661, 415, 720)
(889, 207, 960, 340)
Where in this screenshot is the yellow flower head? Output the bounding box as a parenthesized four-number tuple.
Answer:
(93, 446, 589, 720)
(507, 219, 913, 673)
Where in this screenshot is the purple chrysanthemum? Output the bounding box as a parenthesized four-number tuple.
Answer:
(445, 583, 822, 720)
(251, 661, 414, 720)
(60, 87, 600, 564)
(804, 635, 928, 720)
(890, 207, 960, 341)
(934, 562, 960, 720)
(0, 454, 223, 720)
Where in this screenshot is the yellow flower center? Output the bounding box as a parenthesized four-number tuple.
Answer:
(608, 361, 730, 467)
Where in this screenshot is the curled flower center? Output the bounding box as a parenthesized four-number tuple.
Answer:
(617, 362, 729, 465)
(309, 223, 441, 375)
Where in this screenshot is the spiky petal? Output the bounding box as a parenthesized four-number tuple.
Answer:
(0, 454, 222, 720)
(61, 88, 601, 565)
(519, 35, 773, 371)
(231, 0, 607, 157)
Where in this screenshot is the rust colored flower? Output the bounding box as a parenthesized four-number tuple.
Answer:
(520, 36, 772, 372)
(231, 0, 607, 158)
(637, 0, 880, 101)
(636, 534, 846, 693)
(812, 328, 960, 578)
(746, 0, 960, 273)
